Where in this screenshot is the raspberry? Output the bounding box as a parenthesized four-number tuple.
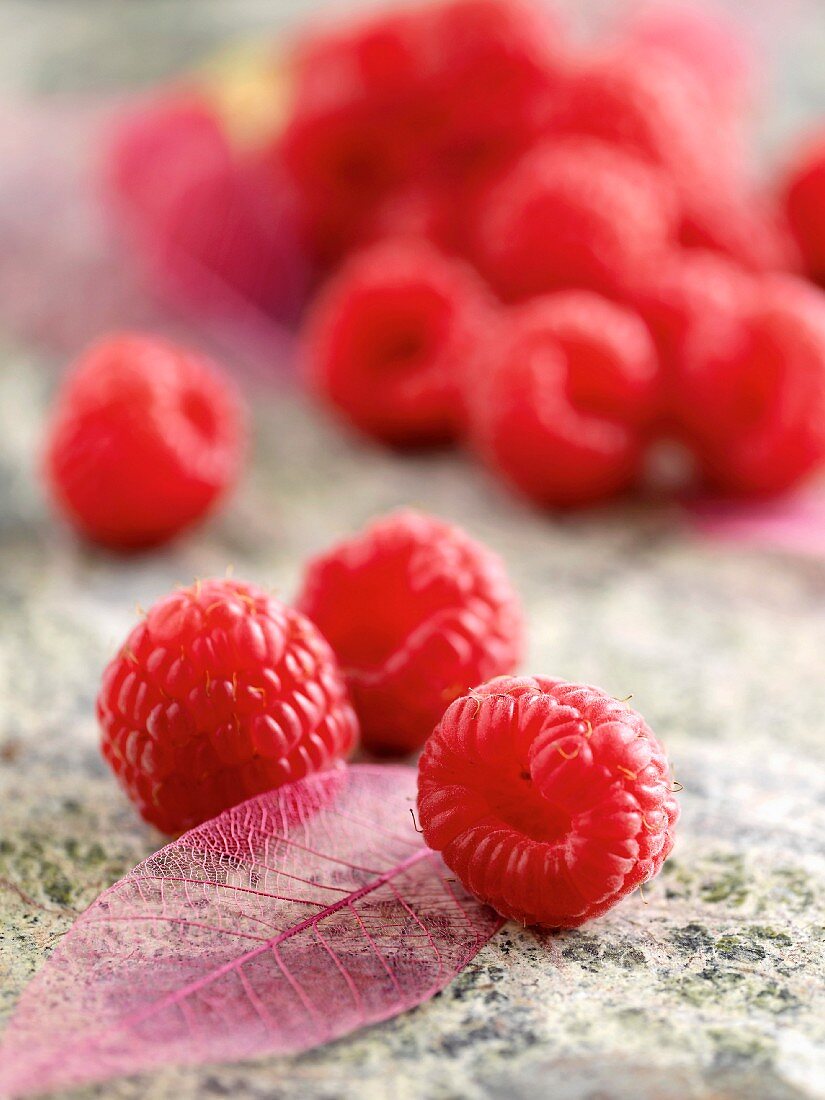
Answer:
(628, 249, 756, 395)
(108, 94, 306, 320)
(465, 291, 661, 507)
(296, 509, 523, 756)
(544, 48, 750, 251)
(278, 92, 417, 267)
(680, 187, 801, 275)
(417, 676, 680, 927)
(782, 132, 825, 285)
(98, 578, 358, 833)
(278, 0, 565, 265)
(471, 137, 677, 302)
(677, 275, 825, 496)
(44, 333, 245, 550)
(302, 238, 492, 447)
(545, 49, 723, 192)
(420, 0, 566, 193)
(617, 3, 753, 116)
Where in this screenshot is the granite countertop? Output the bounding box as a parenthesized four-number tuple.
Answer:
(1, 3, 824, 1099)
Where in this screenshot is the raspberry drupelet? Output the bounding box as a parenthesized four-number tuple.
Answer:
(98, 578, 358, 834)
(302, 238, 491, 447)
(465, 291, 661, 508)
(297, 510, 524, 756)
(44, 333, 245, 550)
(417, 676, 680, 927)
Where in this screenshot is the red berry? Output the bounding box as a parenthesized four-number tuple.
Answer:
(278, 94, 417, 268)
(302, 238, 492, 447)
(418, 675, 680, 927)
(545, 49, 725, 192)
(782, 132, 825, 285)
(278, 0, 566, 266)
(108, 94, 307, 320)
(45, 333, 245, 549)
(472, 137, 677, 302)
(465, 291, 661, 507)
(680, 187, 801, 275)
(544, 47, 753, 254)
(617, 3, 754, 116)
(678, 275, 825, 496)
(628, 249, 756, 395)
(278, 7, 435, 266)
(421, 0, 566, 192)
(98, 578, 358, 833)
(297, 509, 524, 756)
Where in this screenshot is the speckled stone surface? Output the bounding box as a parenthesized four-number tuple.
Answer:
(1, 3, 825, 1099)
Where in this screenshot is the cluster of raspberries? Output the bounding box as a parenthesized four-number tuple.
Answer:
(283, 0, 825, 506)
(95, 508, 679, 928)
(105, 0, 825, 507)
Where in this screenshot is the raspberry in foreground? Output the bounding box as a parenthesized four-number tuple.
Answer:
(418, 676, 680, 927)
(465, 292, 661, 507)
(45, 333, 245, 550)
(677, 275, 825, 496)
(471, 137, 677, 302)
(302, 238, 491, 447)
(98, 578, 358, 833)
(297, 509, 523, 755)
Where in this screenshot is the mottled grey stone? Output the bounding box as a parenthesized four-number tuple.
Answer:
(1, 355, 824, 1100)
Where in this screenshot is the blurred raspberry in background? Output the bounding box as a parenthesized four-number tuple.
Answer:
(28, 0, 825, 510)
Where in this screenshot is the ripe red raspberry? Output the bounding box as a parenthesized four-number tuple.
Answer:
(296, 509, 524, 756)
(544, 47, 751, 252)
(545, 49, 724, 190)
(302, 238, 492, 447)
(471, 137, 677, 302)
(417, 675, 680, 928)
(616, 3, 754, 117)
(782, 131, 825, 285)
(278, 91, 417, 268)
(108, 94, 307, 320)
(278, 1, 566, 266)
(465, 291, 661, 507)
(680, 187, 801, 275)
(628, 249, 756, 398)
(44, 333, 245, 550)
(98, 578, 358, 833)
(677, 275, 825, 496)
(420, 0, 566, 194)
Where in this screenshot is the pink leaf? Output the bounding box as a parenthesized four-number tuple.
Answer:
(687, 491, 825, 558)
(0, 765, 502, 1097)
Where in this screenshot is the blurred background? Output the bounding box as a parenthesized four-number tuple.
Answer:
(1, 2, 824, 1099)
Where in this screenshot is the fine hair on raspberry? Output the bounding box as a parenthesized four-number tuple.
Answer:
(98, 578, 358, 833)
(418, 675, 679, 927)
(297, 509, 524, 755)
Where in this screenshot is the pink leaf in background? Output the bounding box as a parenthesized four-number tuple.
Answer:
(687, 491, 825, 558)
(0, 765, 502, 1098)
